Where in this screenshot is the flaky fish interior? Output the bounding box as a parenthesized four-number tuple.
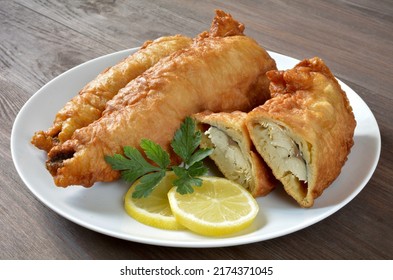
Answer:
(204, 125, 254, 188)
(194, 111, 276, 197)
(248, 120, 310, 200)
(246, 57, 356, 207)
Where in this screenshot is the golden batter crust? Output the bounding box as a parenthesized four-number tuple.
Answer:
(246, 57, 356, 207)
(31, 35, 193, 152)
(46, 10, 277, 187)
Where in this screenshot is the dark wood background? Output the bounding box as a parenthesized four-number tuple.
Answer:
(1, 0, 392, 259)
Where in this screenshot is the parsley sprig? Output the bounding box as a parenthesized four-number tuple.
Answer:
(105, 117, 212, 198)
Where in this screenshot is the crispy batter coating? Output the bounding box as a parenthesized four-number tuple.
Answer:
(31, 35, 192, 152)
(246, 57, 356, 207)
(46, 10, 277, 187)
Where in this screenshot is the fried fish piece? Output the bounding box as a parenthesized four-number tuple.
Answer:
(193, 111, 277, 197)
(31, 35, 193, 152)
(46, 10, 277, 187)
(246, 57, 356, 207)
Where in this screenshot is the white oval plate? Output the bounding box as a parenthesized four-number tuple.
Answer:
(11, 49, 381, 248)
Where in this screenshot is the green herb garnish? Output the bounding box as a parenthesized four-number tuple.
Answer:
(105, 117, 212, 198)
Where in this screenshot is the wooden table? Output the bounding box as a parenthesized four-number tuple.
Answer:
(1, 0, 392, 259)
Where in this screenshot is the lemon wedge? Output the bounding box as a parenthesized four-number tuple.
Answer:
(124, 172, 185, 230)
(167, 176, 259, 236)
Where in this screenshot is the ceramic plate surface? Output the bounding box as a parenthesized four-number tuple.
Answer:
(11, 49, 381, 247)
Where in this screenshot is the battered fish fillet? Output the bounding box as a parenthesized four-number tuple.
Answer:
(46, 10, 277, 187)
(31, 35, 192, 152)
(193, 111, 277, 197)
(246, 57, 356, 207)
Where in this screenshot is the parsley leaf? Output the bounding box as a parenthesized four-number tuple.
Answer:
(171, 117, 202, 165)
(172, 161, 209, 194)
(186, 161, 210, 177)
(104, 146, 160, 183)
(140, 139, 170, 169)
(105, 116, 213, 198)
(187, 148, 213, 167)
(132, 170, 166, 198)
(172, 166, 203, 195)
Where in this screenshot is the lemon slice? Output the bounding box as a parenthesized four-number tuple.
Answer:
(124, 172, 185, 230)
(167, 176, 259, 236)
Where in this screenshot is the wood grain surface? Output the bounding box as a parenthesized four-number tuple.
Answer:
(1, 0, 392, 259)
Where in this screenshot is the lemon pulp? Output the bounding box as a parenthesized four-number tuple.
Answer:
(124, 172, 184, 230)
(167, 176, 259, 236)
